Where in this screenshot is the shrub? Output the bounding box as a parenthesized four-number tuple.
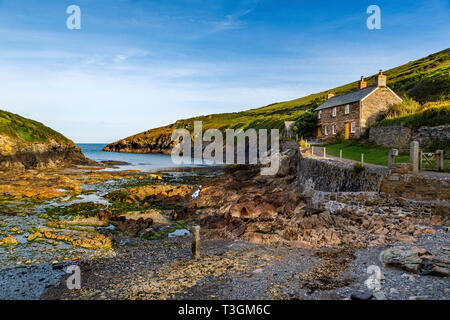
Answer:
(375, 99, 450, 130)
(328, 134, 345, 145)
(382, 96, 423, 121)
(293, 110, 317, 139)
(299, 140, 309, 148)
(353, 162, 366, 174)
(424, 138, 450, 159)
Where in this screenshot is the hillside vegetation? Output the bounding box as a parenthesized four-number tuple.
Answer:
(0, 110, 73, 146)
(375, 99, 450, 130)
(105, 48, 450, 152)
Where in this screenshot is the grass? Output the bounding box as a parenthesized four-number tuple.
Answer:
(375, 99, 450, 130)
(0, 110, 74, 145)
(107, 48, 450, 148)
(323, 141, 410, 166)
(324, 141, 450, 172)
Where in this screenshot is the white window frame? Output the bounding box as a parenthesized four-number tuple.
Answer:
(345, 104, 350, 114)
(318, 111, 322, 119)
(332, 125, 336, 135)
(332, 107, 337, 117)
(324, 126, 328, 136)
(351, 122, 356, 133)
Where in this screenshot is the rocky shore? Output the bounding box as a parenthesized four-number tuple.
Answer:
(0, 140, 448, 300)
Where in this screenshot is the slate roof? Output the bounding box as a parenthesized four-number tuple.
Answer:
(315, 86, 378, 111)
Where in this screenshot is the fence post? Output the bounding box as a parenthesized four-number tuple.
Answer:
(340, 149, 342, 159)
(437, 150, 444, 172)
(323, 147, 326, 159)
(419, 150, 422, 170)
(410, 141, 419, 173)
(191, 226, 201, 259)
(388, 149, 398, 168)
(361, 153, 364, 164)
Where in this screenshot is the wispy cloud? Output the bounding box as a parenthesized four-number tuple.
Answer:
(209, 7, 255, 34)
(112, 49, 150, 63)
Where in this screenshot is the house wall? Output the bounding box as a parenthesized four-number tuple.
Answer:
(361, 87, 402, 131)
(316, 101, 361, 139)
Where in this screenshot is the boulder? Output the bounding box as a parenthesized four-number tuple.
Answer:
(379, 248, 422, 273)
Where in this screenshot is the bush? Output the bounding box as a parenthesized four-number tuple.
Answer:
(353, 162, 366, 174)
(293, 110, 317, 139)
(299, 140, 309, 148)
(328, 134, 345, 145)
(380, 96, 423, 121)
(375, 99, 450, 130)
(424, 138, 450, 159)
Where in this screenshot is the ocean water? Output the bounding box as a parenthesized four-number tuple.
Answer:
(77, 143, 203, 172)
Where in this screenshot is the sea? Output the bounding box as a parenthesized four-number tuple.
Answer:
(77, 143, 204, 172)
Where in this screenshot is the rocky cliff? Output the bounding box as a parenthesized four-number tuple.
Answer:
(103, 124, 176, 155)
(0, 110, 90, 171)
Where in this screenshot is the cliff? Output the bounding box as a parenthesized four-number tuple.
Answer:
(104, 48, 450, 155)
(0, 110, 90, 171)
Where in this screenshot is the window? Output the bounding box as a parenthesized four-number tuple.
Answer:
(318, 111, 322, 119)
(332, 125, 336, 135)
(332, 107, 337, 117)
(345, 104, 350, 114)
(351, 122, 356, 133)
(324, 126, 328, 136)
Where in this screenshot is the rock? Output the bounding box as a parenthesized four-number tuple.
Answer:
(431, 216, 443, 226)
(373, 292, 387, 300)
(119, 238, 138, 247)
(379, 248, 422, 274)
(394, 234, 417, 243)
(350, 292, 374, 300)
(389, 288, 399, 295)
(411, 247, 429, 256)
(429, 266, 449, 277)
(409, 296, 430, 300)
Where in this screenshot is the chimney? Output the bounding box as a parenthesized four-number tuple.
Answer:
(375, 70, 387, 87)
(326, 92, 335, 100)
(359, 76, 367, 89)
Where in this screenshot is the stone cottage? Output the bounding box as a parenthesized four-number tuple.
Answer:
(314, 71, 403, 140)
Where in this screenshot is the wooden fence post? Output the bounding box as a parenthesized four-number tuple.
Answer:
(437, 150, 444, 172)
(191, 226, 200, 259)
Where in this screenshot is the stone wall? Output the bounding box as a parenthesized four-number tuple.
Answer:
(369, 126, 412, 148)
(298, 155, 449, 201)
(370, 125, 449, 148)
(381, 173, 450, 201)
(297, 156, 388, 192)
(411, 125, 450, 148)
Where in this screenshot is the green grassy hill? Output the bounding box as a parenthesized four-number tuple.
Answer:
(0, 110, 74, 146)
(105, 48, 450, 153)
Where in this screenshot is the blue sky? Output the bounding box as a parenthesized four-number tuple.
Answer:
(0, 0, 448, 143)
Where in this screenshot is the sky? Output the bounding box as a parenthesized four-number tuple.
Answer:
(0, 0, 448, 143)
